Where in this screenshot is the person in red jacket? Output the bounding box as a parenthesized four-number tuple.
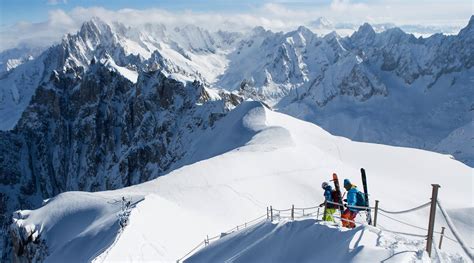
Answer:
(341, 179, 359, 228)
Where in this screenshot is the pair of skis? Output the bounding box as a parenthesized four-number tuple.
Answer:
(332, 168, 372, 225)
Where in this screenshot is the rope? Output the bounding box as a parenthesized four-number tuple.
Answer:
(236, 214, 267, 229)
(208, 235, 220, 241)
(441, 234, 474, 249)
(177, 240, 205, 262)
(378, 212, 429, 232)
(437, 199, 474, 260)
(178, 198, 471, 262)
(378, 202, 430, 214)
(377, 211, 473, 249)
(273, 208, 292, 212)
(326, 200, 375, 210)
(294, 205, 320, 210)
(378, 224, 427, 238)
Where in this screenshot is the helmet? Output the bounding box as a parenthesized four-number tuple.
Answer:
(343, 179, 352, 190)
(321, 182, 329, 189)
(343, 179, 351, 187)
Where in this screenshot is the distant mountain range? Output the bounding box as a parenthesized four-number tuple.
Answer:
(307, 16, 463, 36)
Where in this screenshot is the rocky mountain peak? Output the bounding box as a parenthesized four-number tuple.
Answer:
(309, 17, 333, 29)
(79, 17, 114, 42)
(251, 26, 267, 36)
(351, 22, 376, 44)
(458, 15, 474, 37)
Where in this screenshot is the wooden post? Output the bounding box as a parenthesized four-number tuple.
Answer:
(373, 200, 379, 227)
(236, 225, 239, 231)
(267, 207, 269, 220)
(323, 200, 327, 221)
(291, 205, 294, 220)
(270, 206, 273, 221)
(426, 184, 440, 257)
(302, 208, 305, 216)
(438, 227, 445, 250)
(316, 207, 320, 220)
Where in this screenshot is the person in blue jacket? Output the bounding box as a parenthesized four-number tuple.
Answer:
(342, 179, 359, 228)
(319, 182, 338, 222)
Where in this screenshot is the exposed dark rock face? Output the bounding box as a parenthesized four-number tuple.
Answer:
(0, 61, 240, 261)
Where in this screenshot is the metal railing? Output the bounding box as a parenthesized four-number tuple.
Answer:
(177, 184, 471, 262)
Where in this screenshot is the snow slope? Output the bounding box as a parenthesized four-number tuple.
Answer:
(11, 102, 473, 262)
(187, 219, 451, 263)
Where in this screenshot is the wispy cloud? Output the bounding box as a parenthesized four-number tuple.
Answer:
(47, 0, 67, 6)
(0, 1, 471, 51)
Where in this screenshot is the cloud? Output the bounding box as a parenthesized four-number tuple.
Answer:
(0, 1, 471, 51)
(47, 0, 67, 5)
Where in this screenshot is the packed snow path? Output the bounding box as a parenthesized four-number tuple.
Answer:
(11, 102, 473, 262)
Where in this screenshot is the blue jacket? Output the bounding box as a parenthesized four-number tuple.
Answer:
(346, 185, 359, 212)
(323, 185, 333, 202)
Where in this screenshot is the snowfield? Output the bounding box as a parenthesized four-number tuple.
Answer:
(12, 102, 473, 262)
(187, 219, 453, 263)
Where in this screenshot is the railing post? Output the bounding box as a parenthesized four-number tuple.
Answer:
(426, 184, 441, 257)
(270, 206, 273, 221)
(373, 200, 379, 227)
(267, 206, 269, 220)
(438, 226, 445, 250)
(291, 205, 294, 220)
(302, 208, 305, 216)
(316, 207, 320, 220)
(323, 200, 327, 221)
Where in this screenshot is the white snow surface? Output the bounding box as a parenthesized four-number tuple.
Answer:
(187, 219, 437, 263)
(102, 58, 139, 83)
(12, 101, 473, 262)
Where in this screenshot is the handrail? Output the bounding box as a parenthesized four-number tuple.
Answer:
(325, 200, 375, 210)
(378, 202, 430, 214)
(176, 240, 205, 262)
(178, 197, 470, 262)
(436, 199, 474, 260)
(378, 212, 429, 232)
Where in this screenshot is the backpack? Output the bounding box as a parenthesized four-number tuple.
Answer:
(355, 191, 367, 210)
(328, 190, 340, 209)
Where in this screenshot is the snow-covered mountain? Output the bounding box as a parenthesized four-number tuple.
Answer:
(306, 17, 463, 37)
(0, 18, 245, 259)
(0, 18, 240, 130)
(0, 45, 45, 73)
(9, 102, 472, 262)
(0, 16, 473, 260)
(217, 18, 473, 166)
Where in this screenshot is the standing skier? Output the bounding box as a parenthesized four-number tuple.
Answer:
(319, 182, 338, 222)
(341, 179, 359, 228)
